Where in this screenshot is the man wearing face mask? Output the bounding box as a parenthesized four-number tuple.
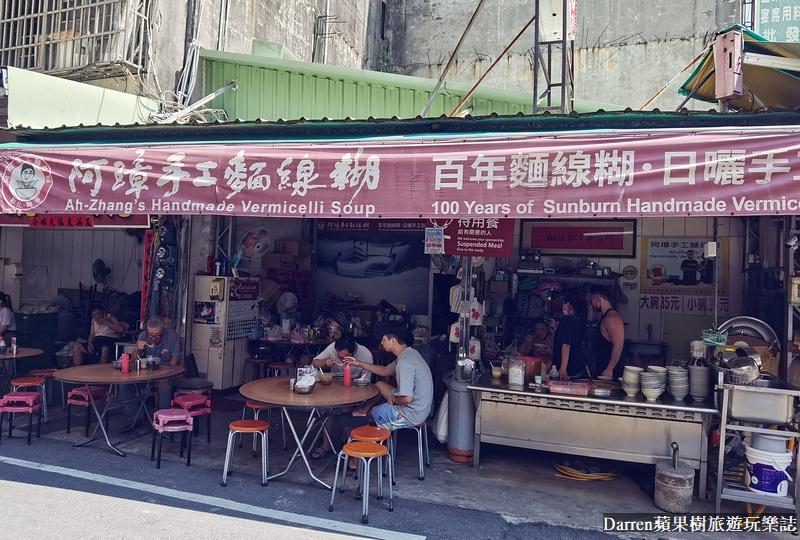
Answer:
(588, 285, 626, 379)
(550, 293, 589, 380)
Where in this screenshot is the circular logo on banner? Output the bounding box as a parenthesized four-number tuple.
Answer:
(1, 154, 53, 212)
(622, 265, 638, 280)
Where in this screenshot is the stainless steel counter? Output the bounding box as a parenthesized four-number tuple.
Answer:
(468, 375, 717, 499)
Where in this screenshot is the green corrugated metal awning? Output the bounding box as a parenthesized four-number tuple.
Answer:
(201, 49, 622, 122)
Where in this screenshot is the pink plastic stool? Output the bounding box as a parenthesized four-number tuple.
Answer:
(151, 409, 194, 468)
(67, 386, 110, 437)
(1, 391, 43, 445)
(174, 387, 212, 397)
(171, 394, 212, 443)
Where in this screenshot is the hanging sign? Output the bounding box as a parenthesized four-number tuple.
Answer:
(424, 227, 445, 254)
(428, 218, 514, 257)
(6, 128, 800, 218)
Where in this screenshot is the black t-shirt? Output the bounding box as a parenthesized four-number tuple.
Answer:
(553, 315, 586, 378)
(681, 259, 699, 285)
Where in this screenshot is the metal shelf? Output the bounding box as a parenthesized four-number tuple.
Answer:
(723, 425, 800, 436)
(720, 484, 797, 510)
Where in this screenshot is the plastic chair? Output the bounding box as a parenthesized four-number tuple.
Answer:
(390, 421, 430, 480)
(239, 400, 286, 453)
(11, 376, 48, 422)
(329, 441, 393, 524)
(67, 386, 110, 436)
(151, 409, 194, 469)
(0, 392, 43, 445)
(221, 420, 269, 487)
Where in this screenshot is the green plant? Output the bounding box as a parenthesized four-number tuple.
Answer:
(377, 51, 394, 73)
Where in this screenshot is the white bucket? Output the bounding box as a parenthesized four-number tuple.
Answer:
(690, 340, 706, 359)
(744, 444, 793, 497)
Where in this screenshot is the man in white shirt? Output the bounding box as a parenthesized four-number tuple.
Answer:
(309, 334, 373, 460)
(73, 307, 124, 365)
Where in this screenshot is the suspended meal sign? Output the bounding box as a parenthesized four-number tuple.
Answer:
(427, 218, 514, 258)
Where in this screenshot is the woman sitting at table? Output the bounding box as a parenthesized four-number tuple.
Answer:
(0, 291, 17, 343)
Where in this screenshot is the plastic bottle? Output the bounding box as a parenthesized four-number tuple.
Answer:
(549, 365, 559, 380)
(121, 353, 130, 373)
(0, 339, 7, 355)
(343, 363, 352, 387)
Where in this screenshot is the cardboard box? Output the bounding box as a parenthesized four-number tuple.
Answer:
(258, 278, 281, 301)
(261, 254, 283, 269)
(276, 240, 300, 256)
(299, 242, 314, 257)
(489, 280, 508, 293)
(295, 256, 314, 272)
(280, 254, 295, 263)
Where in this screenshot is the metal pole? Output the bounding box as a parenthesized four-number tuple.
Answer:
(533, 0, 540, 113)
(421, 0, 487, 118)
(450, 15, 537, 117)
(560, 0, 567, 114)
(713, 217, 719, 328)
(674, 69, 715, 112)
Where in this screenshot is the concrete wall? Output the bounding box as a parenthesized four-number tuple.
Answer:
(377, 0, 738, 110)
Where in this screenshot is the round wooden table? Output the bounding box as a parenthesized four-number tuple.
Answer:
(54, 364, 184, 456)
(240, 376, 379, 489)
(0, 347, 44, 391)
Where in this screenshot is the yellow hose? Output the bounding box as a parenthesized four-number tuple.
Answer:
(553, 463, 619, 481)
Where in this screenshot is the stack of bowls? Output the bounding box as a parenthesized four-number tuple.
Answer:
(688, 365, 710, 401)
(639, 370, 666, 402)
(647, 366, 668, 386)
(666, 366, 689, 400)
(621, 366, 643, 397)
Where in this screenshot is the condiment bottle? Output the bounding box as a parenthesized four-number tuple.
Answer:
(0, 339, 7, 355)
(549, 365, 559, 380)
(121, 353, 130, 373)
(343, 363, 352, 387)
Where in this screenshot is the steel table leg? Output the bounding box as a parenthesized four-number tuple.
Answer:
(267, 407, 332, 490)
(73, 383, 125, 457)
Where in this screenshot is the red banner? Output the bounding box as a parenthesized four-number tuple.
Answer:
(2, 127, 800, 218)
(430, 218, 515, 257)
(0, 213, 149, 227)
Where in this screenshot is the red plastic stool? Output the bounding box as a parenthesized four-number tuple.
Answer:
(0, 392, 43, 445)
(174, 387, 212, 397)
(11, 377, 47, 422)
(246, 357, 273, 381)
(28, 369, 57, 405)
(151, 409, 194, 469)
(171, 394, 211, 443)
(67, 386, 110, 437)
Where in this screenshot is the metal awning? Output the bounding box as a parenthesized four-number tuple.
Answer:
(680, 25, 800, 111)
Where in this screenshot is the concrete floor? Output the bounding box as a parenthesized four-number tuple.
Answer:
(4, 386, 794, 539)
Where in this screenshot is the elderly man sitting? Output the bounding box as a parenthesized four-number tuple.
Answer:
(73, 307, 124, 365)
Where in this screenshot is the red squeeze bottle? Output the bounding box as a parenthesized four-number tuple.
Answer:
(343, 363, 352, 387)
(121, 353, 130, 373)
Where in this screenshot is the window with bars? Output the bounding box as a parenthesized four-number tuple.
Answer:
(0, 0, 152, 78)
(742, 0, 755, 29)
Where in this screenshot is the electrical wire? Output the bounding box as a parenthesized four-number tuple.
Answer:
(553, 463, 619, 482)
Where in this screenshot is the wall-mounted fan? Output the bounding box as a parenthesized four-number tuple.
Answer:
(231, 227, 273, 276)
(92, 258, 111, 284)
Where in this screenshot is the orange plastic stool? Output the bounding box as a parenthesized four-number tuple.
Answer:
(239, 400, 286, 453)
(330, 441, 393, 523)
(222, 420, 270, 487)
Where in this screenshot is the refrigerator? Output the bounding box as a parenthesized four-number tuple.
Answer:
(192, 276, 259, 389)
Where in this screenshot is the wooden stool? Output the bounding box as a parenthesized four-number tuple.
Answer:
(11, 376, 47, 423)
(0, 392, 43, 445)
(349, 425, 394, 484)
(330, 441, 393, 524)
(239, 400, 286, 453)
(171, 394, 212, 443)
(151, 409, 194, 469)
(390, 421, 430, 480)
(221, 420, 269, 487)
(67, 386, 110, 437)
(267, 362, 295, 378)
